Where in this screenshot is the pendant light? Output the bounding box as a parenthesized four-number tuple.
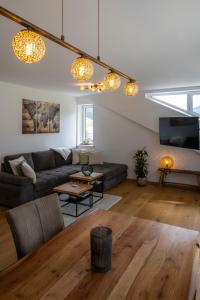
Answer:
(98, 0, 120, 92)
(71, 56, 94, 81)
(57, 0, 93, 81)
(1, 5, 138, 89)
(12, 29, 46, 64)
(103, 72, 121, 91)
(124, 81, 139, 96)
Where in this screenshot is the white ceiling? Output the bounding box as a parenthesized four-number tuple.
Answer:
(1, 0, 200, 95)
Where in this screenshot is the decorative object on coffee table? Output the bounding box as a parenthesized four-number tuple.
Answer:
(82, 165, 93, 176)
(134, 147, 149, 186)
(90, 226, 112, 273)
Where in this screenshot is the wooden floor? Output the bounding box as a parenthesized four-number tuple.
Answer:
(0, 180, 200, 273)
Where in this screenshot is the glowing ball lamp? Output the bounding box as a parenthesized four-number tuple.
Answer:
(12, 29, 46, 64)
(103, 72, 121, 91)
(71, 57, 94, 81)
(160, 156, 174, 169)
(124, 81, 139, 96)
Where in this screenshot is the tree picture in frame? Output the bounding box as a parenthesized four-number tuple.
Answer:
(22, 99, 60, 134)
(49, 103, 60, 133)
(22, 99, 37, 134)
(37, 101, 49, 133)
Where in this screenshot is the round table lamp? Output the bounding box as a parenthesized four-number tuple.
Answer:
(160, 156, 174, 169)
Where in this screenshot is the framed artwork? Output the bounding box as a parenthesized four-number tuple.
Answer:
(49, 103, 60, 133)
(37, 101, 49, 133)
(22, 99, 60, 134)
(22, 99, 37, 134)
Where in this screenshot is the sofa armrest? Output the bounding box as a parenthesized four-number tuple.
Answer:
(0, 172, 33, 186)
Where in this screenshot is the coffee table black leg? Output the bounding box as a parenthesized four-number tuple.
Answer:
(92, 178, 104, 204)
(59, 193, 94, 218)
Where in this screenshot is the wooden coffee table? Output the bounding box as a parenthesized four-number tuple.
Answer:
(69, 172, 104, 203)
(53, 182, 93, 217)
(1, 209, 199, 300)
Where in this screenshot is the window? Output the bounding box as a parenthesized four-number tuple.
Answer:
(77, 104, 93, 145)
(192, 95, 200, 115)
(147, 90, 200, 116)
(152, 94, 187, 111)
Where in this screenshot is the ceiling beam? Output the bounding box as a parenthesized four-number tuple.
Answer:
(0, 6, 136, 83)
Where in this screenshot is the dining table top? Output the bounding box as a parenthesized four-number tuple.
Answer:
(0, 209, 199, 300)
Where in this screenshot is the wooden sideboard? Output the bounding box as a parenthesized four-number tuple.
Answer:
(158, 168, 200, 190)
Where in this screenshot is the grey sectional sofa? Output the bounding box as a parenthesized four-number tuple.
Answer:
(0, 150, 128, 208)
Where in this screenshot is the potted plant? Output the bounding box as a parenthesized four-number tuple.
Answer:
(134, 147, 149, 186)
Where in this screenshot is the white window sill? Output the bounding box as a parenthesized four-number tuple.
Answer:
(77, 144, 95, 148)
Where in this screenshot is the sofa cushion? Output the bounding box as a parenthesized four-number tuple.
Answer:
(89, 151, 104, 165)
(72, 149, 81, 164)
(79, 152, 89, 165)
(32, 151, 56, 172)
(21, 161, 37, 184)
(35, 165, 81, 193)
(54, 150, 72, 167)
(34, 174, 59, 194)
(4, 153, 34, 174)
(92, 162, 128, 180)
(54, 165, 82, 174)
(9, 156, 26, 175)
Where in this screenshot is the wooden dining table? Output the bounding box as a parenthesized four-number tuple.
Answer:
(0, 209, 199, 300)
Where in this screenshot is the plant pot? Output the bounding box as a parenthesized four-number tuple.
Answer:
(137, 177, 147, 186)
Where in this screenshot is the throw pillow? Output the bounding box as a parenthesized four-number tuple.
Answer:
(21, 161, 36, 184)
(51, 147, 71, 160)
(89, 151, 104, 165)
(9, 156, 26, 175)
(79, 152, 89, 165)
(15, 161, 25, 176)
(72, 149, 80, 164)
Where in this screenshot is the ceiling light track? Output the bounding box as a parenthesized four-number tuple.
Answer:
(0, 6, 136, 83)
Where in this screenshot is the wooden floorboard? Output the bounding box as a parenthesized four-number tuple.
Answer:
(0, 180, 200, 274)
(109, 180, 200, 231)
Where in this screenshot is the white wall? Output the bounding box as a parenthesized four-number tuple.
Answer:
(0, 81, 76, 159)
(77, 91, 200, 186)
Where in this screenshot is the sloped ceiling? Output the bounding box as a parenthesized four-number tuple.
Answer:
(1, 0, 200, 95)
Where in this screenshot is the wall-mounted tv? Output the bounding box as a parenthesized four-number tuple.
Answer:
(159, 117, 200, 150)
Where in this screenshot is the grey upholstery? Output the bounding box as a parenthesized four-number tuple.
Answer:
(34, 166, 81, 198)
(0, 172, 33, 186)
(32, 150, 56, 171)
(35, 194, 64, 242)
(6, 194, 64, 258)
(0, 149, 128, 208)
(6, 201, 44, 259)
(92, 163, 128, 180)
(54, 150, 72, 167)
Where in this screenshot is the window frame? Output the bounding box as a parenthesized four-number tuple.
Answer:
(190, 92, 200, 115)
(78, 104, 94, 146)
(147, 90, 200, 116)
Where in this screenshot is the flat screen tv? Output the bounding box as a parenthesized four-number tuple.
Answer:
(159, 117, 200, 150)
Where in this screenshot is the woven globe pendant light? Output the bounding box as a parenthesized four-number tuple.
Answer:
(103, 72, 121, 91)
(124, 81, 139, 97)
(12, 29, 46, 64)
(71, 57, 94, 81)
